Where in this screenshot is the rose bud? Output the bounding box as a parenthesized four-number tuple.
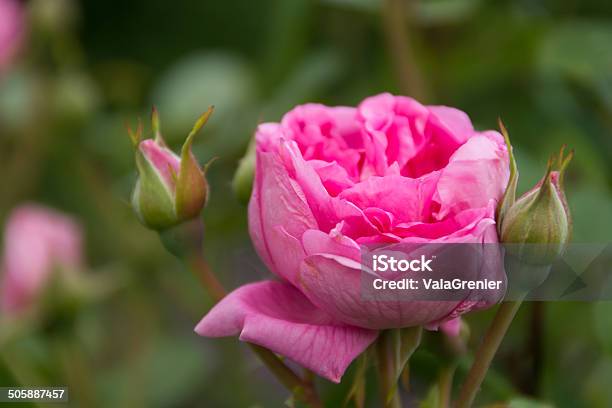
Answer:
(129, 107, 214, 231)
(500, 146, 573, 266)
(0, 204, 83, 317)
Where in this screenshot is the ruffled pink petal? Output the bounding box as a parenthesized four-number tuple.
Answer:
(434, 133, 509, 219)
(392, 200, 498, 242)
(299, 252, 461, 329)
(338, 173, 440, 225)
(281, 104, 363, 179)
(297, 219, 504, 329)
(309, 160, 355, 197)
(195, 281, 378, 383)
(428, 106, 474, 144)
(279, 141, 341, 233)
(358, 93, 430, 173)
(138, 140, 181, 190)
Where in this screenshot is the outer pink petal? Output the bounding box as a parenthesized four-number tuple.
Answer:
(138, 139, 181, 190)
(248, 149, 316, 284)
(434, 132, 509, 219)
(195, 281, 378, 383)
(297, 218, 504, 329)
(428, 106, 474, 144)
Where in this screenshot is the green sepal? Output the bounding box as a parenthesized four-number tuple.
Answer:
(496, 119, 518, 233)
(175, 107, 214, 220)
(132, 149, 176, 230)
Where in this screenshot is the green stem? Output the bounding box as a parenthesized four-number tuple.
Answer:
(376, 333, 402, 408)
(382, 0, 427, 100)
(438, 364, 456, 408)
(250, 344, 321, 407)
(455, 299, 524, 408)
(187, 254, 227, 303)
(187, 251, 322, 408)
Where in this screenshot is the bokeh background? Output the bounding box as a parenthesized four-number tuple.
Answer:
(1, 0, 611, 407)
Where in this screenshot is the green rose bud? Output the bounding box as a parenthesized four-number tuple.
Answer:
(500, 146, 573, 266)
(129, 107, 214, 231)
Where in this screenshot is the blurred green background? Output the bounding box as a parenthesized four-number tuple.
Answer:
(0, 0, 611, 407)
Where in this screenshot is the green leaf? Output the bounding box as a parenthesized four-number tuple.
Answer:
(506, 397, 554, 408)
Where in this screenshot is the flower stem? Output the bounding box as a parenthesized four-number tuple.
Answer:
(455, 299, 524, 408)
(187, 251, 322, 407)
(382, 0, 428, 100)
(187, 254, 226, 302)
(376, 332, 402, 408)
(438, 364, 456, 408)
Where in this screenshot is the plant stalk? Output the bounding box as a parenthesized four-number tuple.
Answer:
(376, 332, 402, 408)
(438, 364, 456, 408)
(455, 299, 524, 408)
(382, 0, 427, 100)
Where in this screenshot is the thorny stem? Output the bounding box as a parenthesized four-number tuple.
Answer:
(187, 250, 322, 408)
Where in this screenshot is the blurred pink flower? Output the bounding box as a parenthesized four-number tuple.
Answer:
(0, 0, 25, 72)
(197, 93, 509, 382)
(0, 204, 83, 315)
(439, 317, 462, 337)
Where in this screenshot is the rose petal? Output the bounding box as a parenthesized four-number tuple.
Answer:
(1, 204, 82, 314)
(195, 281, 378, 383)
(435, 133, 509, 219)
(248, 149, 316, 283)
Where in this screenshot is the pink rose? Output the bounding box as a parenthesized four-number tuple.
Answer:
(0, 0, 25, 73)
(196, 93, 509, 382)
(0, 204, 83, 315)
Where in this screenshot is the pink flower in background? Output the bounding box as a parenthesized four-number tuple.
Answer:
(0, 204, 83, 315)
(196, 93, 509, 382)
(0, 0, 25, 72)
(439, 317, 462, 337)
